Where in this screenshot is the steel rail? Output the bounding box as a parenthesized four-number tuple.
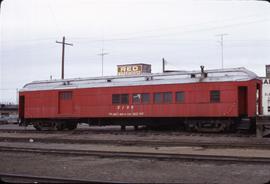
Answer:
(0, 136, 269, 149)
(0, 128, 255, 137)
(0, 173, 122, 183)
(0, 146, 270, 163)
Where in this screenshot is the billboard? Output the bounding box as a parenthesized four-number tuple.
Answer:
(117, 64, 151, 76)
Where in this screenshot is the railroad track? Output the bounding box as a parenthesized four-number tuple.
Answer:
(0, 145, 270, 164)
(0, 173, 122, 183)
(0, 136, 269, 149)
(0, 127, 255, 138)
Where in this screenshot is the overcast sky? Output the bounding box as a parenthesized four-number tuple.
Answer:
(1, 0, 270, 103)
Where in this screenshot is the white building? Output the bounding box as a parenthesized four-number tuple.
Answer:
(261, 77, 270, 115)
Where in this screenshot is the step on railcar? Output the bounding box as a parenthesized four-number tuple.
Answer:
(19, 67, 262, 132)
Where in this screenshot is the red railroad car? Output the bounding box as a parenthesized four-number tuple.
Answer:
(19, 67, 262, 132)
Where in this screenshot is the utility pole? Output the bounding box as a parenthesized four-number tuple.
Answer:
(97, 43, 109, 76)
(56, 36, 73, 79)
(0, 0, 3, 13)
(216, 33, 228, 69)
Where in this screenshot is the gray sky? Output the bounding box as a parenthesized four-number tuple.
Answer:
(1, 0, 270, 103)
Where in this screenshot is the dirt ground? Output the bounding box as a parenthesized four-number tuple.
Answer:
(1, 124, 270, 184)
(0, 151, 269, 184)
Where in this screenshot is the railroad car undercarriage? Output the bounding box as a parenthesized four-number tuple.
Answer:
(21, 117, 255, 132)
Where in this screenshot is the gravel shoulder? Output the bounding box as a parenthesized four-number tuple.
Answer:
(1, 124, 270, 183)
(0, 152, 270, 184)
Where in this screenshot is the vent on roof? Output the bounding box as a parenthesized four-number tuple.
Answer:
(145, 76, 153, 81)
(200, 65, 207, 79)
(63, 81, 71, 85)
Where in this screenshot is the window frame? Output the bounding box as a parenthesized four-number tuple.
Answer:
(112, 94, 121, 104)
(175, 91, 185, 103)
(154, 92, 163, 104)
(210, 90, 220, 103)
(163, 92, 173, 103)
(121, 94, 129, 104)
(112, 94, 129, 105)
(132, 93, 141, 104)
(141, 93, 150, 104)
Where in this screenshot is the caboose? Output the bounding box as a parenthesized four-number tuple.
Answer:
(19, 67, 262, 132)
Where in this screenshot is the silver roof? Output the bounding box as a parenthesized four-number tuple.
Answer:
(20, 67, 259, 92)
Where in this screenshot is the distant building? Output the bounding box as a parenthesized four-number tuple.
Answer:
(261, 65, 270, 115)
(0, 104, 18, 123)
(266, 65, 270, 78)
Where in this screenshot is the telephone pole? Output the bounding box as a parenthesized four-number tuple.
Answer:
(216, 33, 228, 69)
(56, 36, 73, 79)
(97, 44, 109, 76)
(0, 0, 3, 13)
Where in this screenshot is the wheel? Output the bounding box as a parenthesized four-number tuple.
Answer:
(56, 123, 65, 131)
(33, 122, 55, 131)
(33, 123, 42, 131)
(67, 122, 77, 130)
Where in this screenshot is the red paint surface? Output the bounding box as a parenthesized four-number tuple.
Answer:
(19, 80, 262, 119)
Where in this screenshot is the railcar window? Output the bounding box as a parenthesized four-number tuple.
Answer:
(141, 93, 150, 104)
(210, 90, 220, 103)
(132, 94, 141, 104)
(121, 94, 129, 104)
(59, 91, 72, 100)
(154, 93, 162, 103)
(112, 94, 121, 104)
(176, 91, 185, 103)
(164, 92, 172, 103)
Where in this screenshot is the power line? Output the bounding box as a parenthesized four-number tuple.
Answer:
(68, 17, 270, 43)
(2, 16, 269, 46)
(71, 12, 268, 41)
(0, 89, 17, 90)
(47, 0, 62, 36)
